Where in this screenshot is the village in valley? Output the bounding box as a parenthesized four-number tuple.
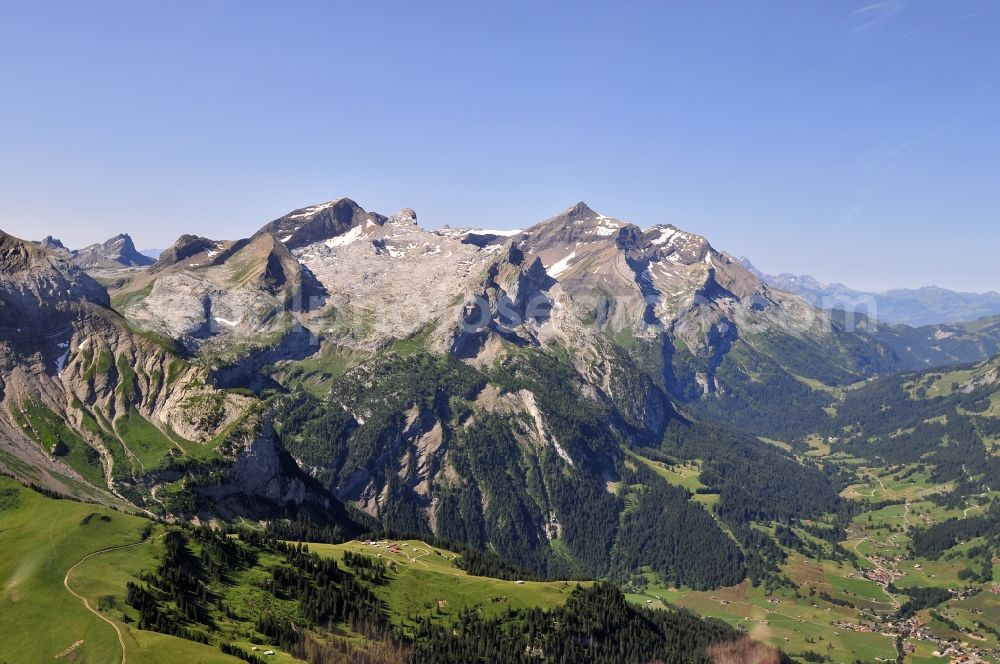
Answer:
(624, 459, 1000, 664)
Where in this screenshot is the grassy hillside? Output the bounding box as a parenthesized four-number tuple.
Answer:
(1, 478, 782, 664)
(0, 477, 234, 664)
(0, 479, 586, 663)
(309, 539, 583, 636)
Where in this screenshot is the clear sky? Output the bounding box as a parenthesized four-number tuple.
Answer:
(1, 1, 997, 292)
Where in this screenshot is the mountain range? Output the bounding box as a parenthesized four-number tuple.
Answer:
(2, 198, 999, 663)
(4, 198, 1000, 532)
(738, 256, 1000, 327)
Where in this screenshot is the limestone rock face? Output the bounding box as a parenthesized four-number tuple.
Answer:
(112, 232, 322, 356)
(196, 408, 333, 521)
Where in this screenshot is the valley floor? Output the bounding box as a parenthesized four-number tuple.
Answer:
(625, 464, 1000, 663)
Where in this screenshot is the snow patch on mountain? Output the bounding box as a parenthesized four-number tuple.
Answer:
(325, 224, 364, 249)
(290, 201, 336, 219)
(546, 251, 577, 277)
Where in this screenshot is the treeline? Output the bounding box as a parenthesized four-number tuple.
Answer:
(295, 349, 632, 581)
(126, 529, 224, 641)
(272, 390, 356, 486)
(663, 319, 906, 441)
(124, 524, 396, 656)
(655, 418, 856, 584)
(219, 642, 265, 664)
(269, 344, 854, 592)
(408, 582, 793, 664)
(662, 419, 843, 524)
(784, 521, 854, 563)
(827, 371, 1000, 499)
(263, 511, 374, 545)
(255, 544, 389, 654)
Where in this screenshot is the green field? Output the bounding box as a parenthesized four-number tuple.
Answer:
(626, 450, 720, 509)
(622, 454, 1000, 663)
(628, 572, 897, 662)
(5, 441, 999, 664)
(114, 407, 178, 471)
(0, 478, 235, 663)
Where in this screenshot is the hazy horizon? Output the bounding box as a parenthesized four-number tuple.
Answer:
(2, 1, 998, 292)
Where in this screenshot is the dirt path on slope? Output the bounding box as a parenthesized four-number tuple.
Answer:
(63, 535, 159, 664)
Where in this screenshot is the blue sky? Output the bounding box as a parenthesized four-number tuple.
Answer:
(1, 1, 997, 292)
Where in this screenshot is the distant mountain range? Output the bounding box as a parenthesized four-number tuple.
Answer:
(737, 257, 1000, 326)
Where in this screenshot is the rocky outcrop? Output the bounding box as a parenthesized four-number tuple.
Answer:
(111, 233, 324, 356)
(448, 242, 554, 359)
(0, 230, 110, 318)
(37, 236, 70, 253)
(196, 407, 344, 523)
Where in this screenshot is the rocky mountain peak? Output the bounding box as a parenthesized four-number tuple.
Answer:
(615, 224, 648, 251)
(564, 201, 598, 218)
(389, 208, 418, 225)
(0, 229, 110, 315)
(539, 201, 603, 228)
(257, 197, 387, 250)
(1, 230, 51, 274)
(37, 235, 69, 252)
(152, 234, 217, 272)
(522, 203, 627, 256)
(72, 232, 155, 269)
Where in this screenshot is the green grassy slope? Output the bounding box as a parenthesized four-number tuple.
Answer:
(0, 478, 235, 664)
(309, 539, 583, 636)
(0, 481, 587, 664)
